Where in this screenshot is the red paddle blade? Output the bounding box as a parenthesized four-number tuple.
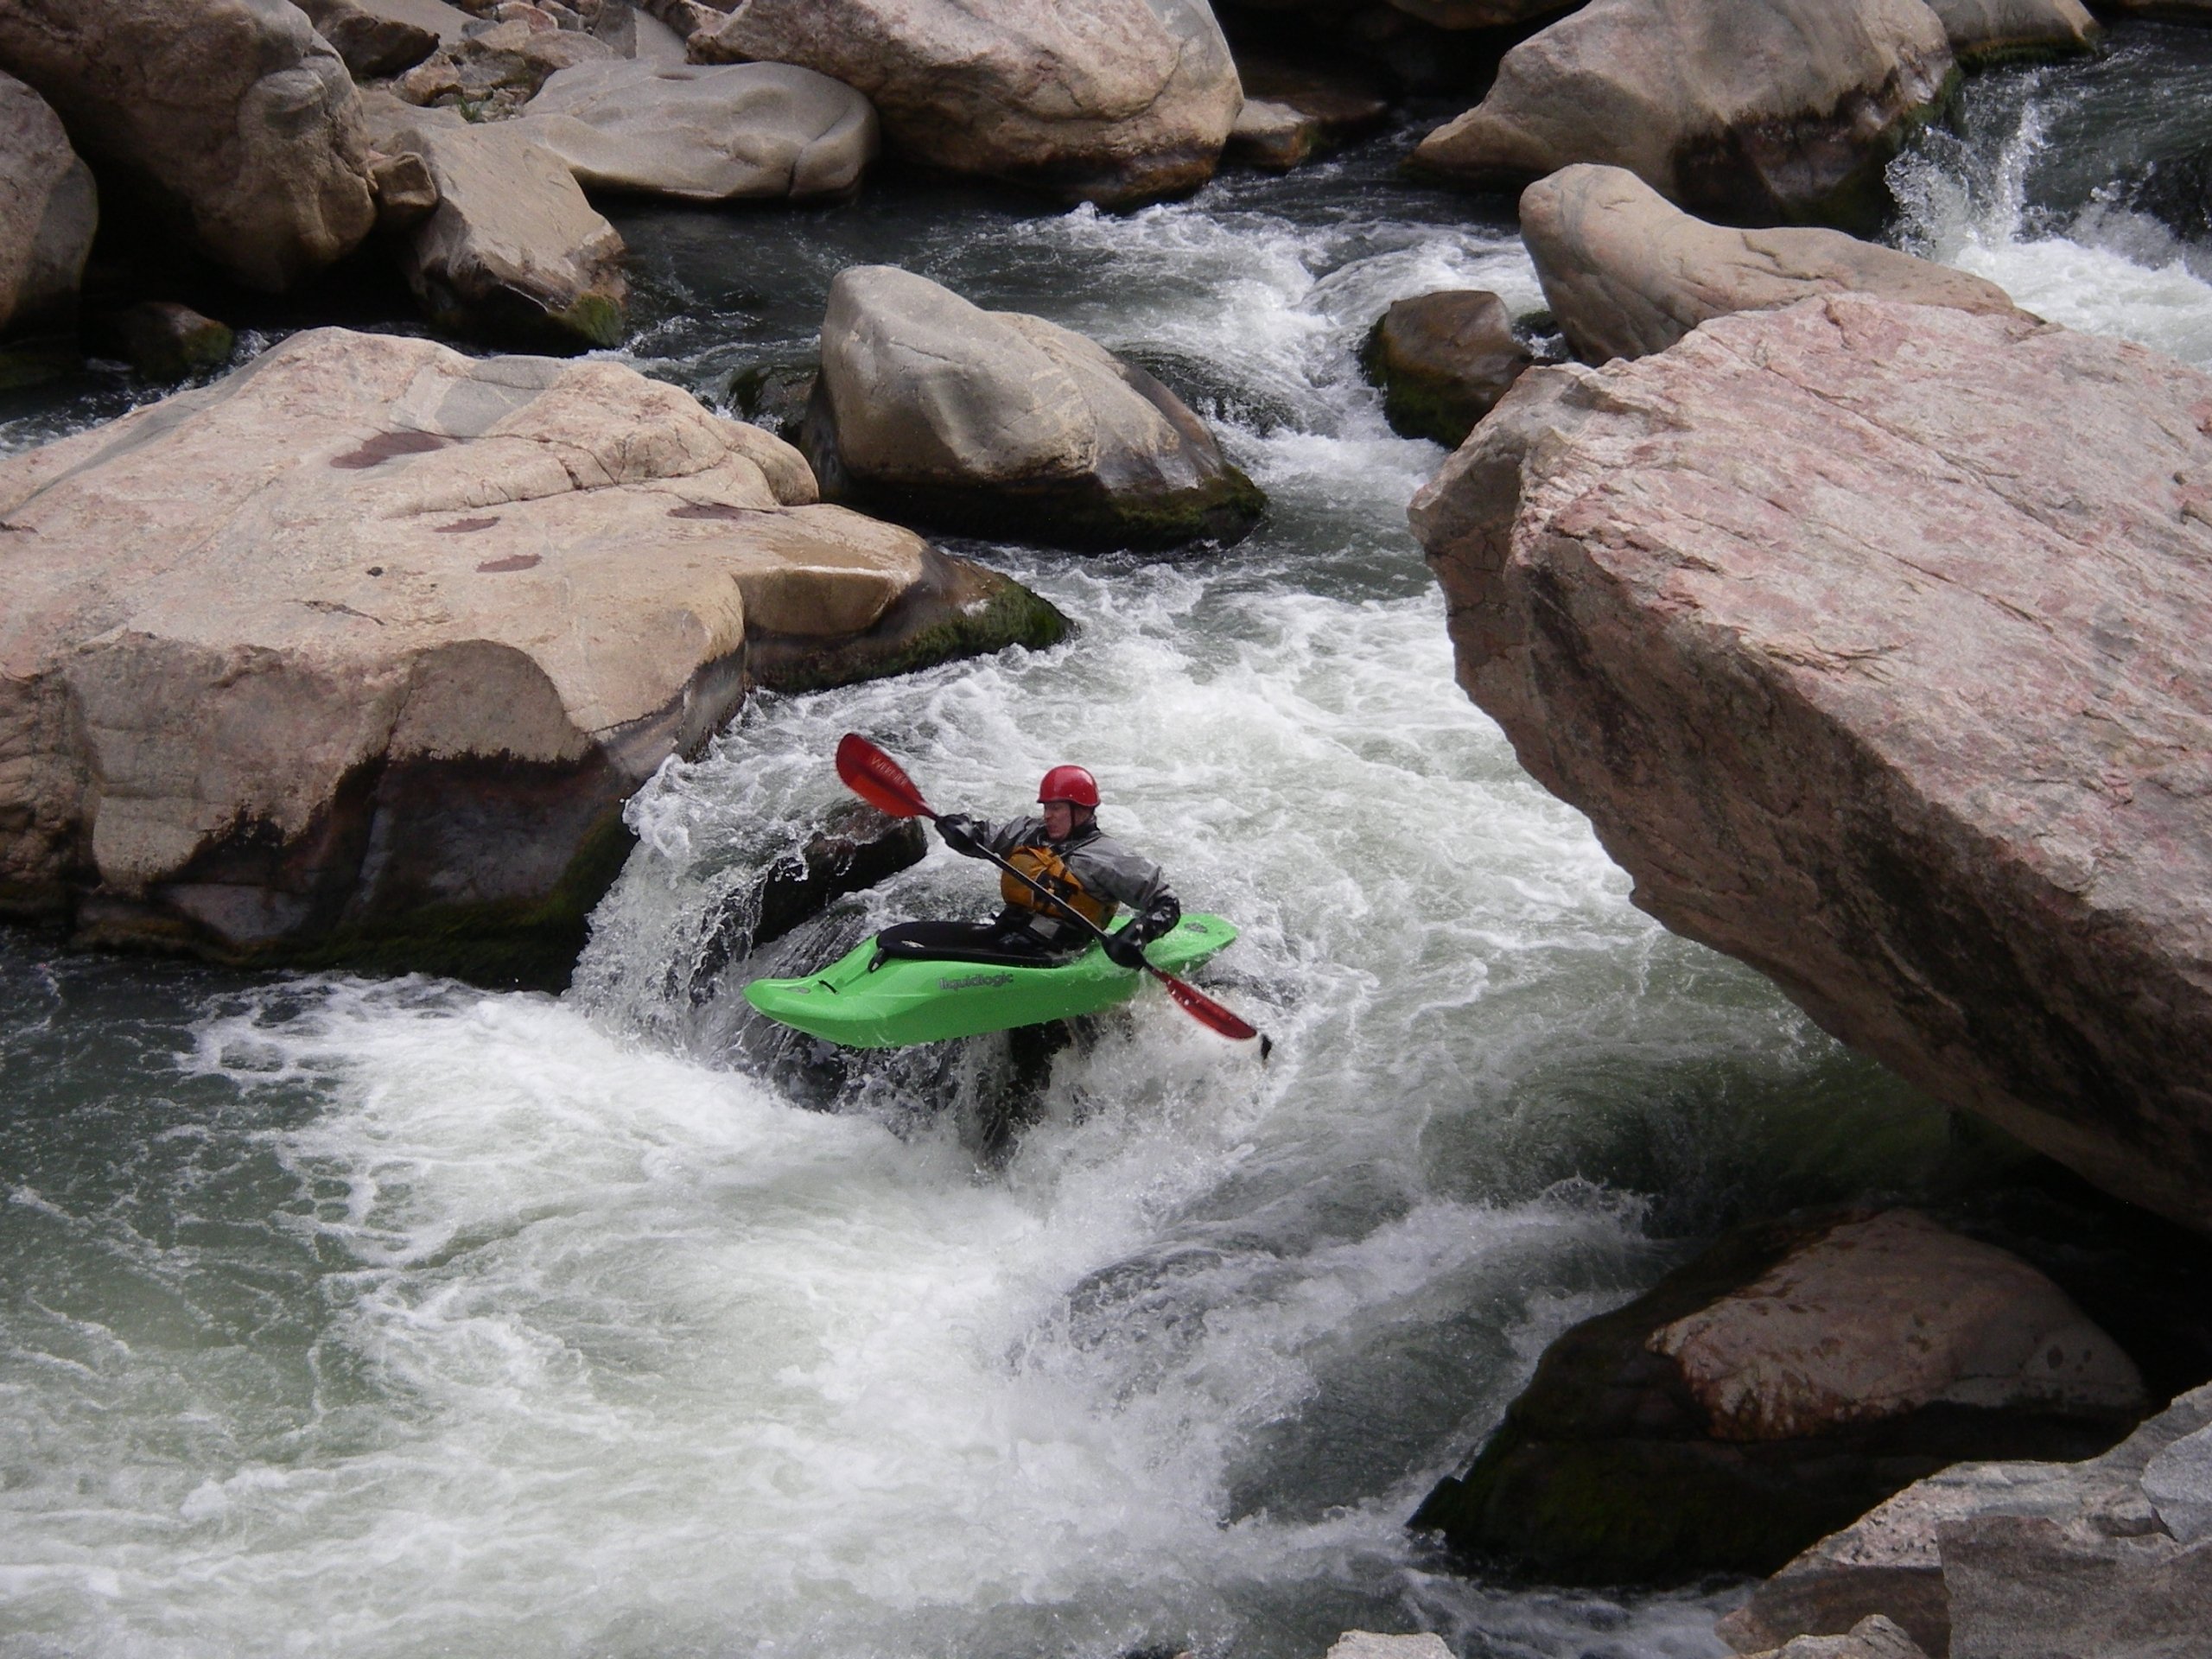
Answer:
(1151, 967, 1262, 1044)
(836, 733, 934, 820)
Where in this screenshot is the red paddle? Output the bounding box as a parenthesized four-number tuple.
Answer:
(836, 733, 1267, 1048)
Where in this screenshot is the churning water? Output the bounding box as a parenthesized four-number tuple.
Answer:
(4, 34, 2207, 1659)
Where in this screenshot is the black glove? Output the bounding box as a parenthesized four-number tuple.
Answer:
(1103, 927, 1148, 970)
(937, 813, 984, 857)
(1139, 895, 1181, 942)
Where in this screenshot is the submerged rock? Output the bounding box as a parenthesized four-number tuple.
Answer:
(368, 99, 627, 348)
(0, 328, 1061, 985)
(1719, 1384, 2212, 1657)
(1412, 1209, 2144, 1582)
(690, 0, 1243, 208)
(1520, 164, 2019, 363)
(0, 0, 375, 291)
(1409, 0, 1956, 230)
(1410, 295, 2212, 1236)
(518, 59, 877, 201)
(1361, 289, 1533, 446)
(802, 264, 1265, 550)
(0, 72, 94, 341)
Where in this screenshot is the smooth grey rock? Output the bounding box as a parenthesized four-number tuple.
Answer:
(0, 0, 374, 291)
(1923, 0, 2098, 63)
(1410, 0, 1956, 230)
(1519, 164, 2020, 362)
(802, 264, 1264, 550)
(367, 96, 627, 348)
(518, 59, 875, 200)
(690, 0, 1243, 208)
(1411, 295, 2212, 1239)
(0, 71, 94, 339)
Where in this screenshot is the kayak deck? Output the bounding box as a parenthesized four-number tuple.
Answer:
(741, 913, 1239, 1049)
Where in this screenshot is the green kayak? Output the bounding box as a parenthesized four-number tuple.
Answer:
(742, 914, 1239, 1049)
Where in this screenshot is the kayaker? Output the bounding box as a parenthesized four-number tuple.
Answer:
(873, 765, 1181, 969)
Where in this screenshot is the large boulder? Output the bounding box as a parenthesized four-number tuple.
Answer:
(690, 0, 1243, 208)
(0, 328, 1064, 986)
(517, 59, 877, 200)
(802, 264, 1265, 550)
(1410, 294, 2212, 1237)
(1360, 289, 1533, 446)
(1923, 0, 2097, 66)
(1520, 164, 2019, 363)
(0, 71, 94, 340)
(0, 0, 374, 291)
(367, 99, 627, 348)
(1409, 0, 1957, 230)
(1411, 1210, 2145, 1583)
(1720, 1384, 2212, 1657)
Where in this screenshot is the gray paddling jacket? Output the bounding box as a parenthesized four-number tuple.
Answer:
(973, 816, 1179, 946)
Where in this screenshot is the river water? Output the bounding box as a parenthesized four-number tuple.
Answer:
(6, 29, 2212, 1659)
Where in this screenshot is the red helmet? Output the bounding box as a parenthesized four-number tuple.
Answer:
(1037, 765, 1100, 808)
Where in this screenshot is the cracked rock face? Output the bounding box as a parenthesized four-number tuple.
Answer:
(1411, 295, 2212, 1236)
(0, 328, 1058, 984)
(0, 0, 374, 291)
(690, 0, 1243, 208)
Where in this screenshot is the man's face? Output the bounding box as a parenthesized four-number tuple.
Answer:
(1041, 800, 1077, 840)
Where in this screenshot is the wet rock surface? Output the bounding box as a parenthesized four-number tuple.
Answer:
(1412, 295, 2212, 1237)
(1361, 289, 1533, 446)
(1720, 1384, 2212, 1657)
(1410, 0, 1957, 229)
(689, 0, 1243, 208)
(0, 0, 375, 291)
(1520, 165, 2021, 364)
(802, 264, 1265, 550)
(0, 328, 1058, 984)
(1412, 1209, 2145, 1582)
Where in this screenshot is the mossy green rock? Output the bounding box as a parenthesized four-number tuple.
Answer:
(1361, 290, 1533, 448)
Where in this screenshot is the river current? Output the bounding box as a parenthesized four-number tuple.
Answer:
(6, 29, 2212, 1659)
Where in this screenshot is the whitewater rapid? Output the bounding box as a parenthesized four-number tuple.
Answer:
(10, 35, 2212, 1659)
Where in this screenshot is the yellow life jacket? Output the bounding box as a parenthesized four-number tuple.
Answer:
(1000, 843, 1113, 927)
